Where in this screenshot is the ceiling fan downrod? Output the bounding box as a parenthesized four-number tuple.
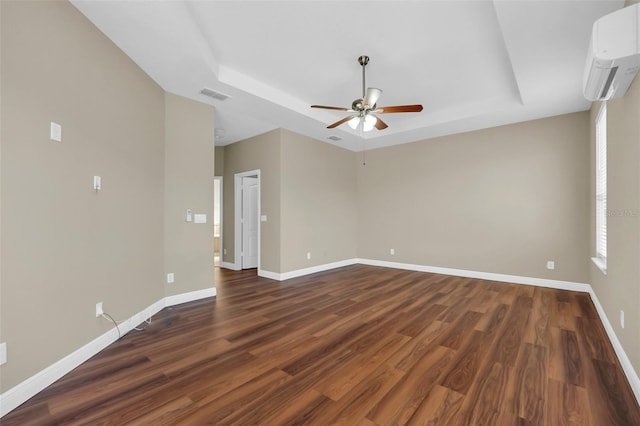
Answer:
(358, 55, 369, 99)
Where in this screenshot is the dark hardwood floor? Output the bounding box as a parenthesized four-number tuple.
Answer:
(3, 265, 640, 425)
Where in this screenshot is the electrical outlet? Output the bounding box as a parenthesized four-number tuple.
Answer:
(306, 252, 311, 260)
(96, 302, 104, 317)
(620, 310, 625, 329)
(167, 273, 175, 284)
(546, 261, 555, 270)
(0, 342, 7, 365)
(390, 248, 395, 255)
(223, 248, 227, 255)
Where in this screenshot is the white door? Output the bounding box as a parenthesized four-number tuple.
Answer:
(241, 176, 259, 269)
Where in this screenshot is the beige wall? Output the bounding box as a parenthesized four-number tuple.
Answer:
(3, 0, 637, 404)
(280, 130, 357, 272)
(223, 115, 588, 281)
(215, 146, 225, 176)
(589, 11, 640, 374)
(222, 129, 357, 274)
(222, 129, 281, 272)
(164, 93, 215, 297)
(0, 0, 165, 391)
(358, 112, 591, 283)
(0, 1, 215, 393)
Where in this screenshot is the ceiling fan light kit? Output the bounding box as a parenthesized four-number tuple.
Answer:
(348, 114, 377, 131)
(311, 55, 423, 133)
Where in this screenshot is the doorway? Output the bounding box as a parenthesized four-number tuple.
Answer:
(234, 170, 260, 271)
(213, 176, 223, 267)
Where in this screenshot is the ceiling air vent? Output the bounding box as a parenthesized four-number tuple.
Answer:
(327, 135, 342, 141)
(200, 88, 231, 101)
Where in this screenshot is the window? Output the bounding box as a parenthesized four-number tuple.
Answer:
(594, 103, 607, 273)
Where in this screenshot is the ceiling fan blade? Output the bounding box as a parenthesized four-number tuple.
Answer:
(327, 115, 355, 129)
(376, 104, 423, 113)
(311, 105, 349, 111)
(363, 88, 382, 109)
(374, 116, 388, 130)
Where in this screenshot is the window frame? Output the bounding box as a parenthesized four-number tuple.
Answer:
(592, 103, 607, 274)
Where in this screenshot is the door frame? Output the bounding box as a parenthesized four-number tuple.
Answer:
(214, 176, 223, 267)
(234, 169, 261, 271)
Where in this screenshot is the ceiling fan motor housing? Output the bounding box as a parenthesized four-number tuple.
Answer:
(352, 98, 376, 113)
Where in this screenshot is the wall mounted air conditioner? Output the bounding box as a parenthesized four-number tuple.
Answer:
(583, 3, 640, 101)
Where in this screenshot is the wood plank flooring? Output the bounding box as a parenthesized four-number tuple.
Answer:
(3, 265, 640, 425)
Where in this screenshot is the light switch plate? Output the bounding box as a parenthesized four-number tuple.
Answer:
(50, 122, 62, 142)
(261, 215, 268, 222)
(167, 273, 175, 284)
(194, 214, 207, 224)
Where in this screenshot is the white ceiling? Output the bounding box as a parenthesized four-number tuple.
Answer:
(71, 0, 621, 151)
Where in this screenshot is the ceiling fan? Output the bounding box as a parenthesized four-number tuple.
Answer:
(311, 55, 423, 132)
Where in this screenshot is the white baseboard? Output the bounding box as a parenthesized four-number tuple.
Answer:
(0, 324, 121, 419)
(258, 269, 280, 280)
(261, 258, 359, 281)
(165, 287, 216, 306)
(356, 258, 591, 292)
(220, 261, 240, 271)
(258, 257, 589, 292)
(587, 287, 640, 405)
(0, 288, 215, 418)
(117, 299, 166, 337)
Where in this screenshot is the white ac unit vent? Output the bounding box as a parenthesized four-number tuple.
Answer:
(583, 4, 640, 101)
(200, 88, 231, 101)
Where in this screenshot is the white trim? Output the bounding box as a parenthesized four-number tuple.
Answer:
(0, 289, 214, 418)
(595, 103, 607, 263)
(587, 287, 640, 405)
(234, 170, 261, 271)
(259, 257, 589, 291)
(355, 258, 590, 292)
(279, 259, 359, 281)
(220, 261, 240, 271)
(165, 287, 216, 307)
(260, 259, 359, 281)
(257, 269, 281, 280)
(591, 256, 607, 275)
(214, 175, 223, 268)
(116, 299, 166, 338)
(0, 326, 120, 418)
